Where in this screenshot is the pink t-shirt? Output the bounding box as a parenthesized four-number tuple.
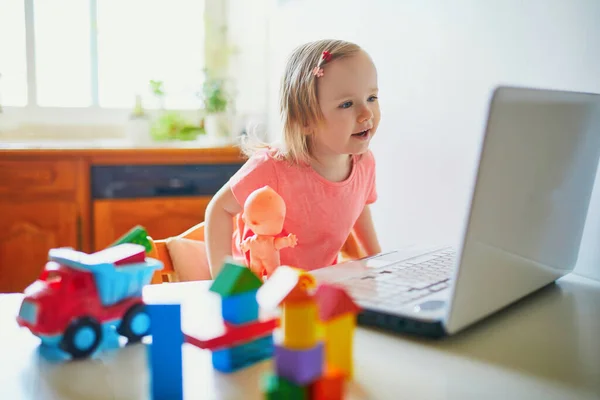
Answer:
(229, 148, 377, 271)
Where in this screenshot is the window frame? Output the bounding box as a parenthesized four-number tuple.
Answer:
(2, 0, 214, 132)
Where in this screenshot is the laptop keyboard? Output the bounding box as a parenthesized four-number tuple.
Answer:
(338, 248, 457, 309)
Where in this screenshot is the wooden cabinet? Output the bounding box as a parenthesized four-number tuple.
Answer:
(0, 159, 79, 195)
(93, 197, 212, 249)
(0, 200, 79, 293)
(0, 146, 244, 293)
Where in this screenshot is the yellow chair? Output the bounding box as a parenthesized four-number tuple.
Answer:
(147, 219, 367, 284)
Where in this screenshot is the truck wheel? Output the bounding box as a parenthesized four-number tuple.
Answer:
(60, 317, 102, 359)
(118, 303, 151, 343)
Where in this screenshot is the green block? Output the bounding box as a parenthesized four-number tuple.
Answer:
(209, 259, 262, 297)
(261, 372, 307, 400)
(110, 225, 152, 253)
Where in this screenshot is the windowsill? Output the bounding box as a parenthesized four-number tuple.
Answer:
(0, 122, 239, 150)
(0, 113, 241, 150)
(0, 107, 203, 139)
(0, 124, 126, 141)
(0, 135, 239, 150)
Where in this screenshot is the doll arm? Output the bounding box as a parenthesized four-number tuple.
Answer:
(274, 233, 298, 250)
(240, 236, 253, 252)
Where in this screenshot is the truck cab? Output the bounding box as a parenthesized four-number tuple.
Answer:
(18, 261, 100, 329)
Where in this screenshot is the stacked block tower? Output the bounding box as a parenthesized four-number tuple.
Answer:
(256, 266, 360, 399)
(206, 260, 276, 372)
(314, 283, 361, 380)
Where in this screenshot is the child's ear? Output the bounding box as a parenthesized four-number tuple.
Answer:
(303, 124, 315, 136)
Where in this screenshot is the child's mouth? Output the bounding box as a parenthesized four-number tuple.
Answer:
(352, 129, 370, 139)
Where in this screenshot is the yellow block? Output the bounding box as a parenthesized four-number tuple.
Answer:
(282, 301, 318, 349)
(323, 313, 356, 378)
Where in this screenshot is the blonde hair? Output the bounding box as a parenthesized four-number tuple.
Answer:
(240, 39, 363, 165)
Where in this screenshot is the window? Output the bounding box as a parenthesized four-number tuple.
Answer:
(0, 0, 205, 112)
(35, 0, 92, 107)
(97, 0, 205, 109)
(0, 0, 28, 107)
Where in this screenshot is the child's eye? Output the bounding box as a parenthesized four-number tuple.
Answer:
(339, 101, 353, 109)
(368, 95, 378, 102)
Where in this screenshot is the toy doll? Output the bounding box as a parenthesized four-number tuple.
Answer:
(240, 186, 297, 277)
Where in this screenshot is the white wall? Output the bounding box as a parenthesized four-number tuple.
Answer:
(226, 0, 270, 136)
(232, 0, 600, 280)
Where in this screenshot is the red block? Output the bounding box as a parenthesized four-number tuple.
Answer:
(184, 318, 278, 351)
(310, 367, 345, 400)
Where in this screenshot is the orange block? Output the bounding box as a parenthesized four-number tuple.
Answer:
(310, 367, 345, 400)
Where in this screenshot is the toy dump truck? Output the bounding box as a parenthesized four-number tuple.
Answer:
(16, 243, 162, 360)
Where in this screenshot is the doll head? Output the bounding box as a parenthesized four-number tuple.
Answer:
(242, 186, 286, 236)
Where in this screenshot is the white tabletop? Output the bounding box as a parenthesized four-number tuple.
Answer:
(1, 272, 599, 400)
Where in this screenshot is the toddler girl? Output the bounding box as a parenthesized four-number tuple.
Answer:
(205, 38, 382, 278)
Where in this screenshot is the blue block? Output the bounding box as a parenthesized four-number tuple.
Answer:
(148, 304, 184, 400)
(212, 334, 274, 373)
(221, 289, 259, 325)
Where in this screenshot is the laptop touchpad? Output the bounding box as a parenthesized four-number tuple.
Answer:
(414, 300, 446, 312)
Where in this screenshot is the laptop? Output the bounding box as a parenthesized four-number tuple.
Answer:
(312, 85, 600, 338)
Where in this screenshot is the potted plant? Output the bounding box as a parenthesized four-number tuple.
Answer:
(200, 71, 232, 140)
(148, 80, 204, 141)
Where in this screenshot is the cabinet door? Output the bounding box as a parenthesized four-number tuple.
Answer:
(0, 200, 80, 293)
(93, 197, 211, 250)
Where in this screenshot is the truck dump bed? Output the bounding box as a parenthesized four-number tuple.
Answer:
(48, 244, 163, 306)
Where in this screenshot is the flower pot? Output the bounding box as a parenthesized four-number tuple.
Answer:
(204, 112, 231, 140)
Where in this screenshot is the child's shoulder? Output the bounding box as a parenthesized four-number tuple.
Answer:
(240, 146, 278, 168)
(245, 145, 281, 162)
(230, 147, 280, 202)
(232, 146, 294, 186)
(243, 146, 300, 172)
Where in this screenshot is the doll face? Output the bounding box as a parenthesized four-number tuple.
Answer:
(243, 206, 285, 235)
(242, 186, 286, 235)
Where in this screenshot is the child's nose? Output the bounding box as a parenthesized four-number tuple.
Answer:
(357, 104, 374, 123)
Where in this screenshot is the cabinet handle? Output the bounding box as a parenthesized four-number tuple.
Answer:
(76, 214, 83, 250)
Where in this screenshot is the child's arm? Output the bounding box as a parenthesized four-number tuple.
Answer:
(205, 183, 243, 277)
(353, 205, 382, 256)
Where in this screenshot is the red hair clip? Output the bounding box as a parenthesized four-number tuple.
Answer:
(312, 50, 332, 78)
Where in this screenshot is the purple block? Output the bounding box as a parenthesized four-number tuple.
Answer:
(274, 342, 324, 385)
